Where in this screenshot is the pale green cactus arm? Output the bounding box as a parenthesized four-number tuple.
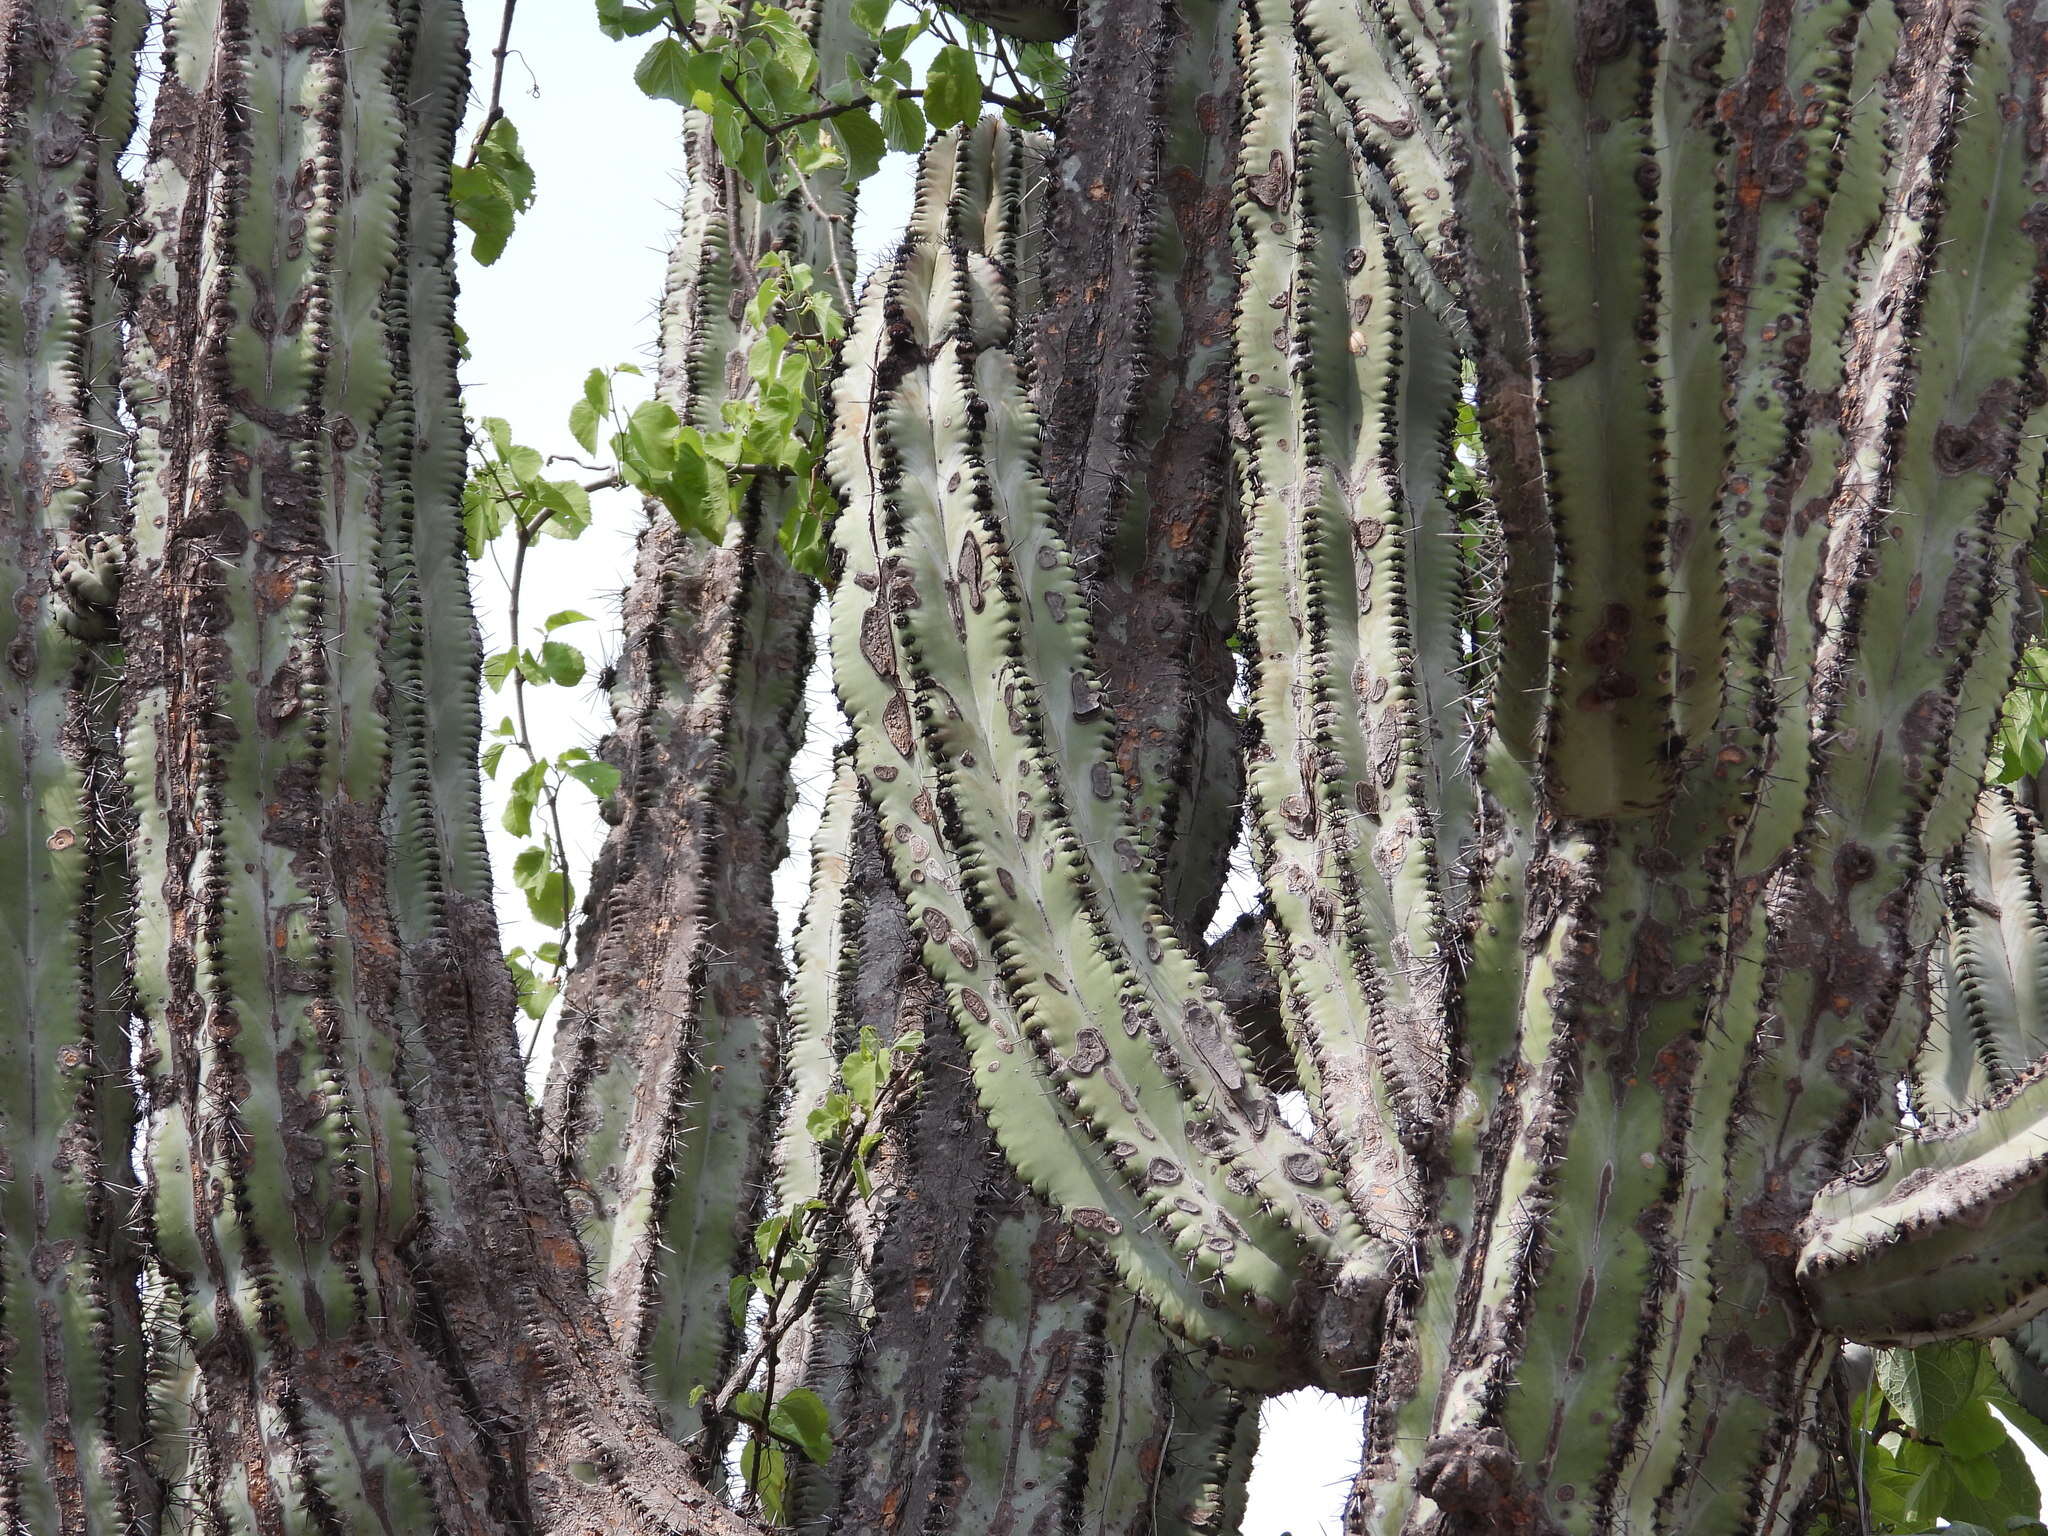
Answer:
(1936, 793, 2048, 1101)
(1912, 792, 2048, 1415)
(787, 0, 1278, 1501)
(773, 759, 868, 1527)
(1799, 1054, 2048, 1345)
(1234, 0, 1465, 1241)
(828, 120, 1390, 1391)
(778, 759, 866, 1218)
(0, 2, 154, 1528)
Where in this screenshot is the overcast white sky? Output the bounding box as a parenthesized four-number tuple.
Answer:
(453, 8, 1357, 1529)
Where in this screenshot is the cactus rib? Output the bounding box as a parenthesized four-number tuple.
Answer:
(1661, 2, 2048, 1526)
(0, 1, 154, 1528)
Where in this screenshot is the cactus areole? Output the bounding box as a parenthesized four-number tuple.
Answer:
(6, 0, 2048, 1531)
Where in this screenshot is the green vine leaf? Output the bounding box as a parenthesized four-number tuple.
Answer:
(596, 0, 670, 37)
(451, 119, 536, 266)
(1859, 1343, 2048, 1534)
(1877, 1342, 1980, 1434)
(771, 1388, 834, 1467)
(505, 948, 562, 1021)
(1991, 642, 2048, 785)
(922, 43, 981, 131)
(739, 1436, 788, 1521)
(536, 640, 586, 687)
(512, 845, 570, 927)
(829, 108, 887, 181)
(559, 749, 623, 802)
(569, 368, 613, 453)
(633, 35, 694, 101)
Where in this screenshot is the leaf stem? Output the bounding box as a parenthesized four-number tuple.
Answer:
(463, 0, 521, 169)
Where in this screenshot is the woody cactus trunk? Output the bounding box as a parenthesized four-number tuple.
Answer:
(8, 0, 2048, 1531)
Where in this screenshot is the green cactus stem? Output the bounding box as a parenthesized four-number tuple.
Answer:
(116, 3, 763, 1529)
(118, 0, 458, 1521)
(773, 759, 867, 1527)
(775, 761, 1111, 1533)
(1657, 6, 2048, 1524)
(1233, 0, 1459, 1241)
(0, 1, 153, 1528)
(786, 1, 1277, 1507)
(828, 118, 1393, 1392)
(1865, 791, 2048, 1410)
(541, 0, 866, 1472)
(1027, 0, 1270, 1484)
(1200, 0, 2048, 1527)
(1798, 1050, 2048, 1345)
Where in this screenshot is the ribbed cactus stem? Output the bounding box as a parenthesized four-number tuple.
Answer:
(1234, 0, 1457, 1237)
(115, 4, 759, 1528)
(540, 0, 866, 1467)
(828, 119, 1392, 1391)
(118, 0, 456, 1521)
(1032, 0, 1246, 927)
(1080, 1304, 1262, 1535)
(1917, 792, 2048, 1414)
(773, 758, 865, 1526)
(1664, 6, 2048, 1522)
(1186, 0, 2048, 1527)
(1799, 1055, 2048, 1344)
(1023, 0, 1271, 1509)
(0, 2, 152, 1528)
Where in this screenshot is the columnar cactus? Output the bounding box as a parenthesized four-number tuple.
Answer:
(815, 2, 2048, 1531)
(828, 116, 1383, 1388)
(13, 0, 2048, 1531)
(539, 0, 865, 1473)
(763, 7, 1281, 1510)
(111, 2, 754, 1528)
(0, 2, 152, 1527)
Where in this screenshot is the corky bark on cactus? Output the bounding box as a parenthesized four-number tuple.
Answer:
(537, 10, 834, 1476)
(0, 1, 152, 1527)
